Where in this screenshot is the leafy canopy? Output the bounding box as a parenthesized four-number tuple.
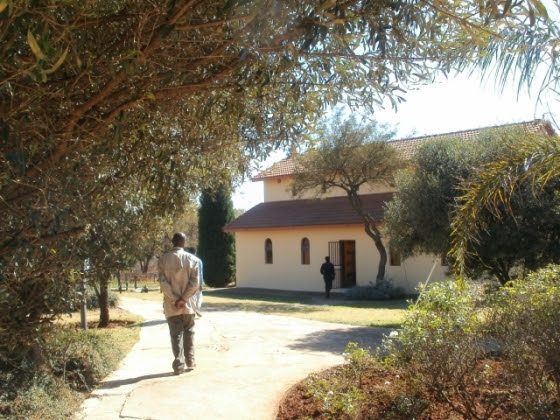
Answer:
(383, 132, 506, 259)
(451, 129, 560, 285)
(386, 127, 560, 285)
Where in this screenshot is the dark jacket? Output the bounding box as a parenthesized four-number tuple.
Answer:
(320, 261, 335, 281)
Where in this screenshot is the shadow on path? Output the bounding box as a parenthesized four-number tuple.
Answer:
(140, 319, 167, 328)
(288, 326, 391, 354)
(101, 372, 175, 389)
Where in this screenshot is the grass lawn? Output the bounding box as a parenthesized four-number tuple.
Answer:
(114, 286, 409, 328)
(56, 306, 143, 355)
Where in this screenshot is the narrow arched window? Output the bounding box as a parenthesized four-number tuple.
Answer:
(265, 238, 273, 264)
(301, 238, 310, 265)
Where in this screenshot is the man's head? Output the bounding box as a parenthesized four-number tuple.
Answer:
(325, 256, 330, 262)
(172, 232, 186, 247)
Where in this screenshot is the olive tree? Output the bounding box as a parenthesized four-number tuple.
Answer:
(385, 128, 560, 285)
(291, 113, 405, 282)
(451, 130, 560, 284)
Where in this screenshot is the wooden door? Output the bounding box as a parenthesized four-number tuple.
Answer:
(340, 240, 356, 288)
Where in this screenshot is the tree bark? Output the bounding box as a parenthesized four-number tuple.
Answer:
(492, 258, 511, 286)
(347, 191, 387, 283)
(365, 221, 387, 282)
(139, 255, 152, 274)
(98, 275, 110, 328)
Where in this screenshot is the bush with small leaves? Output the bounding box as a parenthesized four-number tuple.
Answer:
(45, 326, 120, 392)
(305, 373, 366, 419)
(384, 281, 504, 419)
(83, 286, 119, 310)
(7, 371, 82, 420)
(344, 280, 407, 300)
(486, 265, 560, 419)
(343, 342, 376, 387)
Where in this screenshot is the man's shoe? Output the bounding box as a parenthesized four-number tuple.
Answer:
(174, 366, 185, 375)
(187, 361, 196, 370)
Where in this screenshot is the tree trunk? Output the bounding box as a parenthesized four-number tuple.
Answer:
(347, 191, 387, 283)
(98, 274, 110, 327)
(365, 222, 387, 282)
(139, 255, 152, 274)
(492, 258, 511, 286)
(31, 342, 46, 370)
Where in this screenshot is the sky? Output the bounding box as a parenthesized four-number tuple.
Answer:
(232, 70, 560, 211)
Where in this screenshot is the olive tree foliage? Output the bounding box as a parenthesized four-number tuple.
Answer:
(170, 206, 200, 253)
(451, 131, 560, 285)
(0, 0, 554, 364)
(291, 113, 405, 282)
(385, 128, 560, 286)
(79, 190, 176, 327)
(383, 133, 505, 263)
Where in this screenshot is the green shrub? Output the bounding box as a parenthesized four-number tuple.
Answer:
(305, 342, 430, 419)
(306, 374, 365, 419)
(8, 372, 82, 420)
(344, 280, 407, 300)
(487, 265, 560, 419)
(45, 326, 120, 391)
(384, 280, 498, 419)
(83, 286, 119, 310)
(387, 392, 430, 419)
(305, 342, 374, 419)
(1, 321, 138, 419)
(343, 342, 375, 387)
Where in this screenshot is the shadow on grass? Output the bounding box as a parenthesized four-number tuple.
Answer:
(202, 301, 319, 314)
(204, 288, 313, 304)
(203, 287, 410, 315)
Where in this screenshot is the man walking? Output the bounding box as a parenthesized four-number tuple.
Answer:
(320, 256, 335, 298)
(158, 232, 200, 374)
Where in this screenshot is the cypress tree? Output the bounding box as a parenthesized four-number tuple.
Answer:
(197, 185, 236, 287)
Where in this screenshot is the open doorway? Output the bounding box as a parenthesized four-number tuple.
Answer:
(328, 240, 356, 289)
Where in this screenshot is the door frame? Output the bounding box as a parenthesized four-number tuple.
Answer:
(328, 240, 356, 289)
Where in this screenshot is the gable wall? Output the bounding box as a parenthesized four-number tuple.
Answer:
(234, 226, 450, 294)
(263, 176, 395, 202)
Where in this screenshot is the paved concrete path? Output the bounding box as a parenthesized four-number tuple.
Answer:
(76, 296, 391, 420)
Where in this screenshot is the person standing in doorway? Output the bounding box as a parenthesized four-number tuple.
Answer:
(320, 256, 335, 298)
(158, 232, 200, 375)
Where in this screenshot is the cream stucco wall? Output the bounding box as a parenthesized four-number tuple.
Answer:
(262, 177, 394, 202)
(234, 226, 450, 294)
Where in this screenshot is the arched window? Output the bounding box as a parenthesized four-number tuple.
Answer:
(301, 238, 310, 265)
(265, 238, 273, 264)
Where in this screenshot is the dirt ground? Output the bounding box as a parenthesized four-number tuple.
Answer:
(276, 359, 526, 419)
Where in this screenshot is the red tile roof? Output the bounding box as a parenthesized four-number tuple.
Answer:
(252, 157, 296, 181)
(253, 119, 553, 180)
(224, 192, 393, 231)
